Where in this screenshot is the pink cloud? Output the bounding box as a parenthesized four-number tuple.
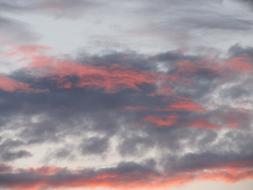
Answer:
(0, 75, 32, 92)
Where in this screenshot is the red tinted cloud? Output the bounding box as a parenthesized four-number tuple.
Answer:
(174, 56, 253, 80)
(223, 56, 253, 73)
(7, 44, 157, 92)
(175, 59, 220, 76)
(189, 120, 220, 130)
(4, 45, 51, 64)
(0, 75, 32, 92)
(144, 115, 177, 127)
(176, 60, 198, 73)
(165, 100, 206, 113)
(149, 86, 175, 96)
(27, 54, 157, 92)
(1, 161, 253, 190)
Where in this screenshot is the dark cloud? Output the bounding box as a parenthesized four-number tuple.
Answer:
(80, 136, 109, 155)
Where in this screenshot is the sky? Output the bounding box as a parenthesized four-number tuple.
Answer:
(0, 0, 253, 190)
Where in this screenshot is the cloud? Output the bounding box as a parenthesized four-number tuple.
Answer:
(0, 160, 252, 190)
(80, 137, 109, 155)
(0, 139, 31, 162)
(0, 0, 99, 18)
(0, 0, 253, 189)
(8, 45, 157, 92)
(144, 115, 177, 127)
(0, 45, 253, 189)
(0, 75, 32, 92)
(189, 120, 220, 129)
(236, 0, 253, 8)
(0, 15, 38, 45)
(165, 100, 206, 113)
(176, 13, 253, 31)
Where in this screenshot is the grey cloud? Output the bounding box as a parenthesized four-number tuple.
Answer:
(158, 118, 253, 173)
(131, 0, 252, 36)
(163, 150, 253, 174)
(237, 0, 253, 8)
(53, 145, 76, 160)
(160, 129, 253, 173)
(0, 15, 38, 44)
(80, 136, 109, 155)
(118, 135, 154, 156)
(0, 164, 12, 173)
(0, 139, 31, 161)
(1, 150, 31, 162)
(229, 44, 253, 59)
(0, 0, 99, 18)
(176, 13, 253, 31)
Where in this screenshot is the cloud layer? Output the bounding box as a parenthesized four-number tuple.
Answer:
(0, 0, 253, 189)
(0, 44, 253, 189)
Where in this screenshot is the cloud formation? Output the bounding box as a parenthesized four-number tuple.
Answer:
(1, 1, 253, 190)
(0, 44, 253, 189)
